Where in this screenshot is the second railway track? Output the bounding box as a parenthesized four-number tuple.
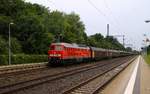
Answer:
(63, 56, 136, 94)
(0, 63, 47, 75)
(0, 56, 137, 94)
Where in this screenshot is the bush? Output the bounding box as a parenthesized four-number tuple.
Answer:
(0, 55, 8, 65)
(147, 46, 150, 54)
(0, 36, 8, 54)
(0, 54, 47, 65)
(11, 38, 22, 54)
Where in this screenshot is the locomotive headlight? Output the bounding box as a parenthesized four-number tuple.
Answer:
(49, 54, 61, 56)
(57, 54, 61, 56)
(49, 54, 54, 56)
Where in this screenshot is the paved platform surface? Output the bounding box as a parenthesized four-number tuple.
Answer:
(100, 56, 150, 94)
(100, 56, 139, 94)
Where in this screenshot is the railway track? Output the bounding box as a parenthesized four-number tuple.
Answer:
(0, 56, 136, 94)
(0, 57, 123, 94)
(63, 56, 136, 94)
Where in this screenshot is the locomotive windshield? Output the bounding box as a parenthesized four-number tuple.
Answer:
(55, 45, 64, 51)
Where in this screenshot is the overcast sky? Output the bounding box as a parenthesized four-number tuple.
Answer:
(25, 0, 150, 50)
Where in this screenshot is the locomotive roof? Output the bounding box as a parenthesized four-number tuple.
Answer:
(51, 43, 90, 49)
(51, 43, 132, 53)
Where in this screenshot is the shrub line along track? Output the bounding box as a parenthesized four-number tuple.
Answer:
(62, 56, 137, 94)
(0, 63, 47, 75)
(0, 56, 136, 94)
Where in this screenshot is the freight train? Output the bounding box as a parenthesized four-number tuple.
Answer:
(48, 42, 133, 65)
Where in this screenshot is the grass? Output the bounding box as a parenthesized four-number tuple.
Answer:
(144, 54, 150, 64)
(143, 48, 150, 64)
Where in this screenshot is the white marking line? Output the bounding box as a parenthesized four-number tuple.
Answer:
(124, 56, 140, 94)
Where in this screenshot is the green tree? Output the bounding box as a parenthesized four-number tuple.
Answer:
(126, 47, 132, 52)
(64, 12, 86, 44)
(0, 0, 25, 17)
(0, 36, 8, 54)
(0, 0, 125, 55)
(0, 36, 21, 54)
(11, 37, 22, 54)
(106, 36, 125, 50)
(87, 33, 125, 50)
(0, 16, 11, 39)
(14, 15, 51, 54)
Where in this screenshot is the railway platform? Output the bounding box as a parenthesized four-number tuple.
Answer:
(100, 56, 150, 94)
(141, 56, 150, 94)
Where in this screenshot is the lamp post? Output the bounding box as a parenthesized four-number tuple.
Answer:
(9, 22, 14, 65)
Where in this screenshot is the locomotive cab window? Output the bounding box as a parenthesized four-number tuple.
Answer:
(55, 45, 64, 51)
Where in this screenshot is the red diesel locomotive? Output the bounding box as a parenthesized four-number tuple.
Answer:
(48, 42, 132, 65)
(48, 43, 91, 65)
